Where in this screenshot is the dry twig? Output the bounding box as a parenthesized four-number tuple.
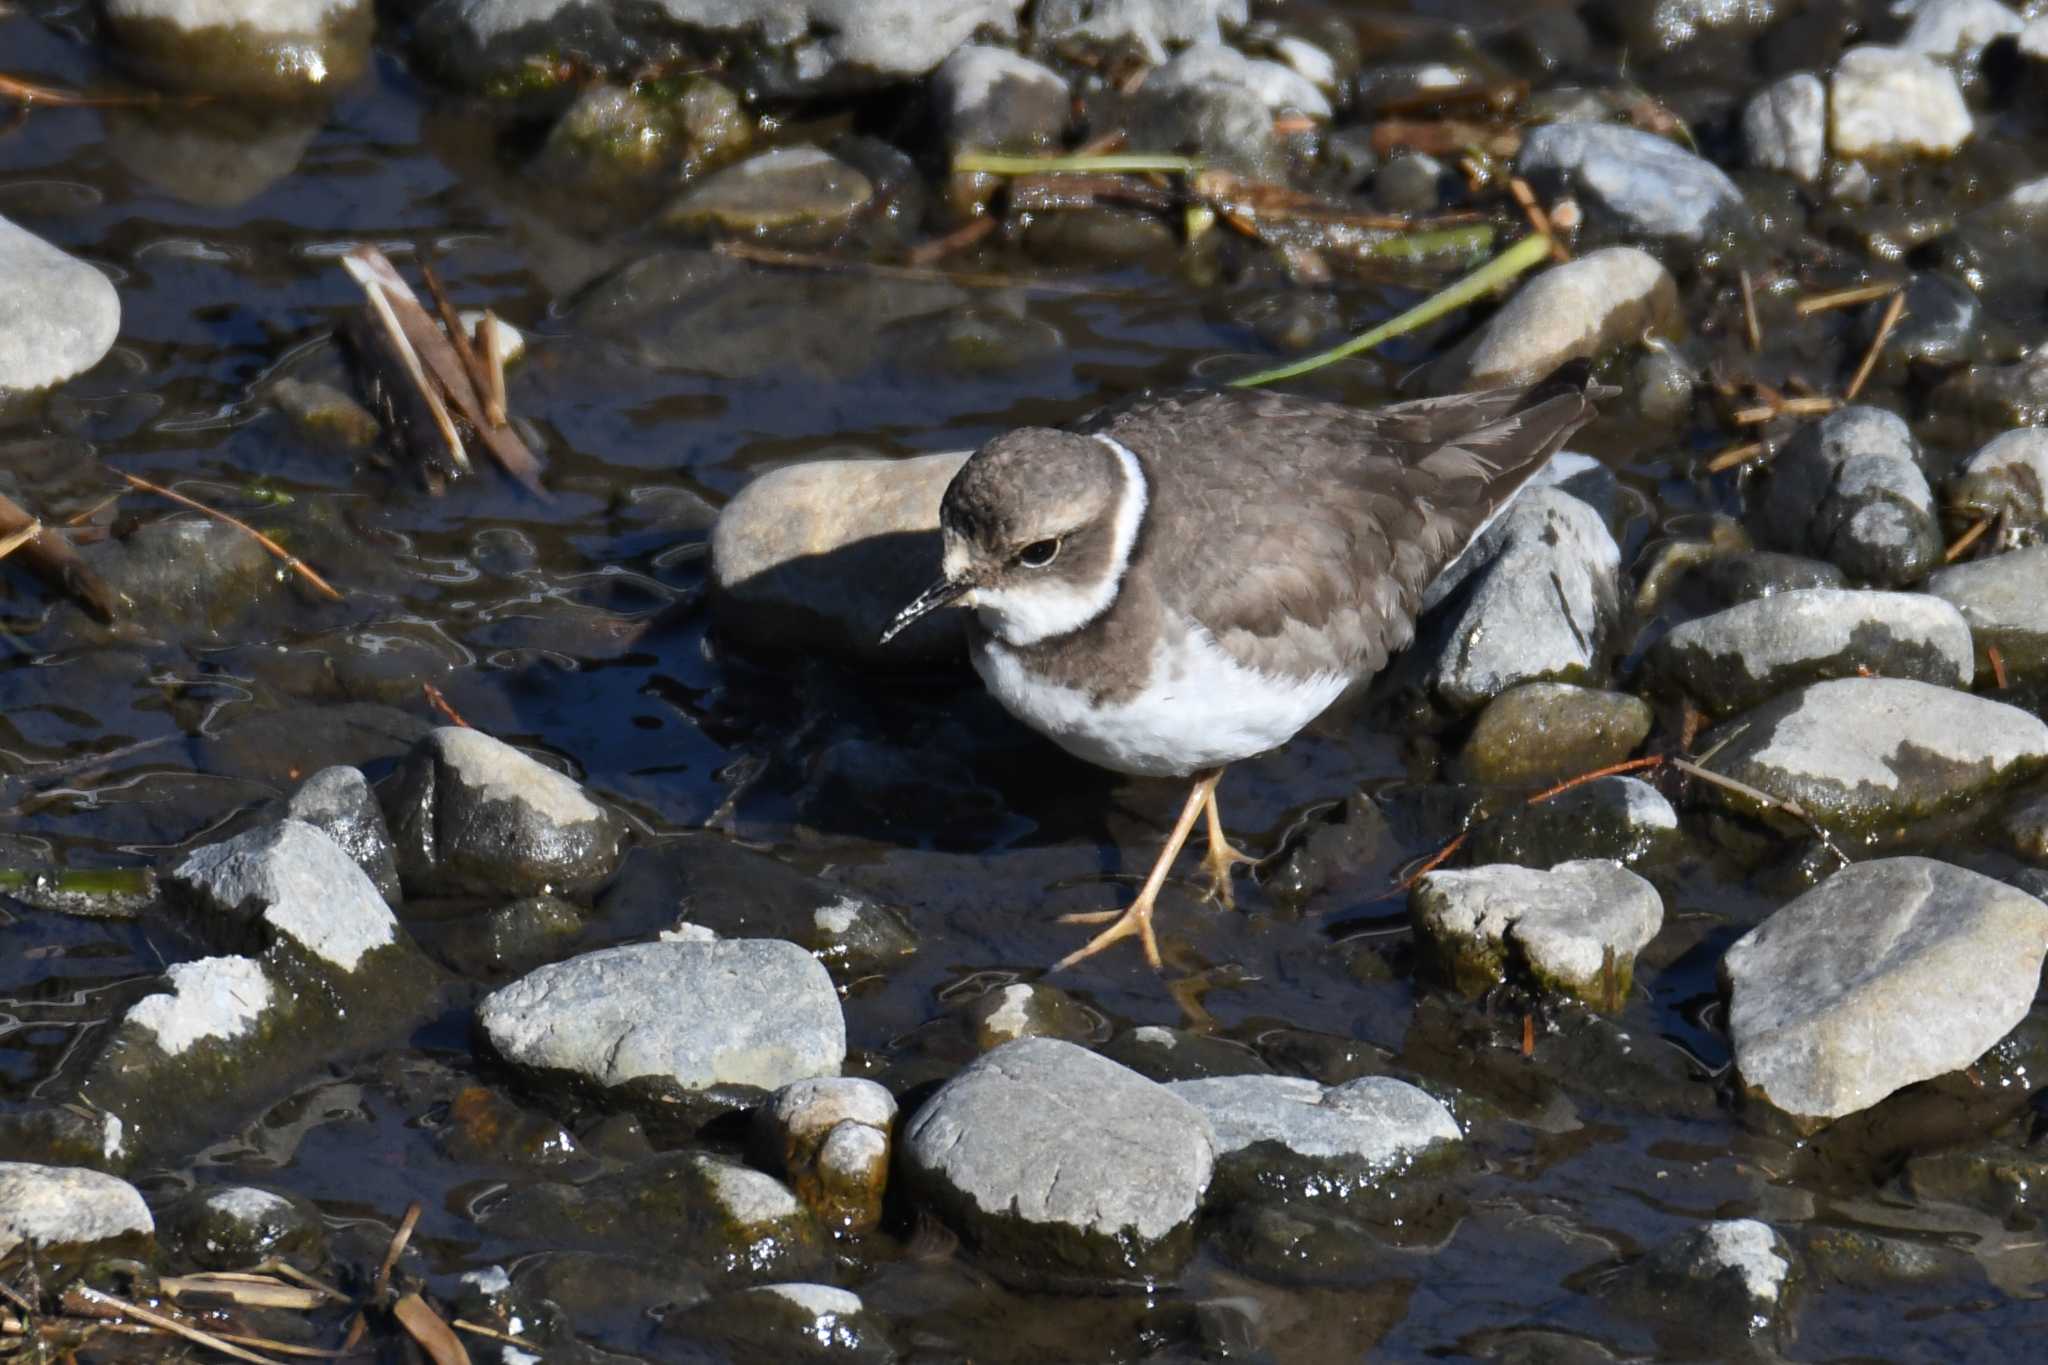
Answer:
(1844, 288, 1906, 403)
(115, 472, 341, 600)
(1794, 280, 1901, 316)
(1739, 269, 1762, 353)
(65, 1287, 285, 1365)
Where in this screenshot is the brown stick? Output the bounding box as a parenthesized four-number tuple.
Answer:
(1704, 441, 1767, 473)
(1733, 396, 1838, 425)
(479, 311, 508, 430)
(373, 1201, 423, 1302)
(1989, 644, 2009, 689)
(1844, 288, 1906, 403)
(393, 1293, 470, 1365)
(1739, 269, 1762, 353)
(0, 489, 120, 621)
(1509, 177, 1568, 262)
(421, 682, 471, 728)
(1945, 515, 1992, 563)
(1795, 280, 1902, 316)
(116, 472, 341, 600)
(65, 1287, 285, 1365)
(418, 261, 497, 429)
(0, 72, 204, 108)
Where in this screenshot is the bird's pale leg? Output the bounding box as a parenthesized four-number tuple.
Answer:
(1196, 771, 1257, 910)
(1053, 770, 1218, 971)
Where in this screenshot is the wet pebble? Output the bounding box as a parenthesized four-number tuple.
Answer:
(1898, 0, 2022, 68)
(1931, 344, 2048, 429)
(480, 939, 845, 1119)
(269, 376, 379, 448)
(82, 514, 279, 637)
(1164, 1074, 1459, 1208)
(1461, 775, 1680, 869)
(664, 145, 875, 239)
(663, 1283, 898, 1363)
(597, 838, 917, 978)
(0, 215, 118, 395)
(1426, 247, 1676, 391)
(168, 820, 400, 973)
(166, 1185, 325, 1270)
(756, 1078, 896, 1234)
(1681, 549, 1848, 609)
(1605, 1219, 1794, 1355)
(1456, 681, 1651, 787)
(931, 44, 1070, 155)
(2000, 787, 2048, 860)
(540, 77, 751, 179)
(1755, 406, 1941, 586)
(1650, 588, 1974, 716)
(1743, 71, 1826, 183)
(102, 0, 370, 97)
(0, 1162, 152, 1263)
(1515, 122, 1747, 245)
(1696, 677, 2048, 829)
(1144, 41, 1331, 119)
(1416, 488, 1623, 714)
(901, 1037, 1214, 1288)
(1115, 73, 1284, 182)
(1032, 0, 1244, 63)
(1948, 427, 2048, 538)
(1829, 45, 1973, 160)
(1100, 1024, 1275, 1082)
(1926, 545, 2048, 681)
(284, 764, 400, 905)
(436, 893, 585, 980)
(1902, 1138, 2048, 1221)
(965, 980, 1097, 1049)
(1371, 152, 1444, 214)
(1724, 856, 2048, 1124)
(711, 448, 969, 664)
(1412, 859, 1663, 1007)
(386, 726, 624, 897)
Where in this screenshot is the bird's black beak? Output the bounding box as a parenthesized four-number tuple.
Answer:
(879, 575, 971, 645)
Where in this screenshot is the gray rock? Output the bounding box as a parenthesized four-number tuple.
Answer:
(0, 1163, 153, 1261)
(1898, 0, 2021, 66)
(1165, 1074, 1459, 1203)
(1756, 407, 1940, 586)
(82, 514, 279, 639)
(901, 1037, 1214, 1287)
(1099, 1025, 1274, 1082)
(169, 820, 397, 973)
(1418, 488, 1623, 713)
(1948, 427, 2048, 541)
(1457, 681, 1652, 787)
(101, 0, 371, 96)
(1652, 588, 1974, 716)
(1515, 122, 1747, 245)
(480, 938, 845, 1108)
(1116, 66, 1284, 181)
(1032, 0, 1246, 63)
(757, 1078, 896, 1233)
(1998, 788, 2048, 861)
(539, 76, 751, 179)
(1931, 346, 2048, 430)
(1426, 247, 1677, 390)
(964, 981, 1097, 1049)
(1723, 857, 2048, 1123)
(663, 145, 874, 239)
(1463, 775, 1680, 869)
(1696, 678, 2048, 830)
(1143, 41, 1330, 119)
(166, 1185, 325, 1270)
(1926, 545, 2048, 681)
(1412, 859, 1663, 1007)
(286, 765, 401, 905)
(0, 216, 119, 394)
(1830, 45, 1972, 159)
(1372, 152, 1445, 214)
(1609, 1219, 1795, 1353)
(663, 1283, 897, 1363)
(711, 449, 970, 664)
(386, 726, 624, 897)
(1743, 72, 1827, 182)
(932, 45, 1069, 154)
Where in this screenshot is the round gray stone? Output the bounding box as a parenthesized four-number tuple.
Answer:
(1164, 1073, 1459, 1193)
(1724, 857, 2048, 1123)
(480, 938, 846, 1096)
(1926, 545, 2048, 681)
(0, 215, 119, 394)
(1425, 247, 1678, 391)
(1515, 122, 1746, 243)
(0, 1163, 153, 1260)
(901, 1037, 1215, 1287)
(1830, 45, 1972, 159)
(1413, 859, 1664, 1007)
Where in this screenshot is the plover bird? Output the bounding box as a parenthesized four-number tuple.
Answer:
(883, 367, 1606, 970)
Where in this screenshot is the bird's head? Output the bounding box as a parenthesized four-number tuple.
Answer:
(881, 427, 1148, 648)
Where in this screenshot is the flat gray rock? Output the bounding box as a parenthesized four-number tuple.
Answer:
(387, 726, 624, 897)
(1926, 545, 2048, 682)
(0, 1163, 153, 1261)
(664, 145, 874, 236)
(1724, 857, 2048, 1123)
(1695, 677, 2048, 829)
(1831, 45, 1973, 159)
(169, 819, 396, 973)
(712, 449, 970, 664)
(1652, 588, 1974, 716)
(1413, 859, 1663, 1007)
(1516, 122, 1746, 243)
(901, 1037, 1214, 1287)
(1427, 247, 1677, 391)
(1165, 1074, 1458, 1206)
(286, 765, 401, 904)
(0, 215, 119, 394)
(480, 938, 846, 1097)
(1419, 488, 1622, 713)
(1744, 72, 1826, 182)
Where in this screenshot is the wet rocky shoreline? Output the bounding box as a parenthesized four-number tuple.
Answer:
(7, 0, 2048, 1361)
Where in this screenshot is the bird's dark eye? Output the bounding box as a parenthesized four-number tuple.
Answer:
(1017, 538, 1062, 569)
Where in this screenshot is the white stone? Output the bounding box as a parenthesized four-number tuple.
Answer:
(1830, 45, 1973, 159)
(0, 215, 119, 393)
(0, 1163, 152, 1259)
(127, 956, 273, 1054)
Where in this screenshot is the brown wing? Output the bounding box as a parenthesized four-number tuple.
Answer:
(1094, 375, 1603, 681)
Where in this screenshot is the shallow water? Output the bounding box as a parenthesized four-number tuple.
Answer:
(6, 0, 2048, 1360)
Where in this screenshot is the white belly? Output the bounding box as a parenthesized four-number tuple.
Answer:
(972, 627, 1350, 777)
